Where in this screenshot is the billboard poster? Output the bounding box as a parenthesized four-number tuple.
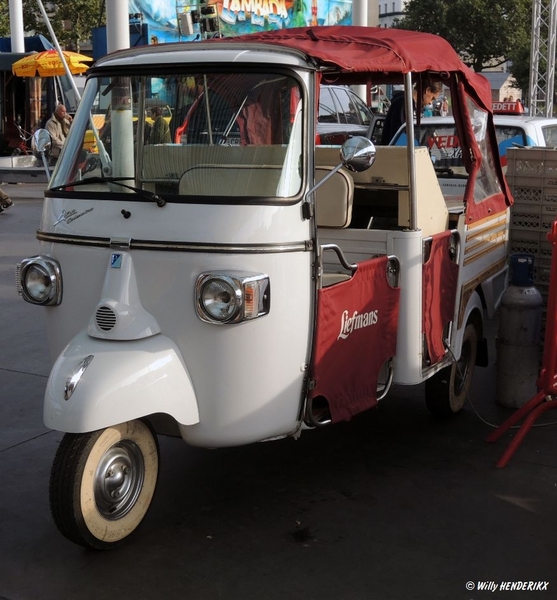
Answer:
(129, 0, 353, 43)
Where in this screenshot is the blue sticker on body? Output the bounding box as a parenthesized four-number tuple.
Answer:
(111, 254, 122, 269)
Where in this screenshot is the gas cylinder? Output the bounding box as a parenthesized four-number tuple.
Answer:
(496, 254, 543, 408)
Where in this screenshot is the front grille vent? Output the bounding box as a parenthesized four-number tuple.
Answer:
(96, 305, 117, 331)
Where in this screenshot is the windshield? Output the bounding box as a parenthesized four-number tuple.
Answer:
(50, 71, 304, 201)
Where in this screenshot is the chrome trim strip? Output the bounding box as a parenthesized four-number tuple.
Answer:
(37, 231, 111, 247)
(36, 231, 310, 254)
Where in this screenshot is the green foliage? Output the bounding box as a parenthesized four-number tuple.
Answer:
(396, 0, 531, 73)
(0, 0, 12, 36)
(507, 43, 531, 92)
(21, 0, 105, 51)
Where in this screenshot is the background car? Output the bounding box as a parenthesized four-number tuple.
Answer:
(174, 83, 384, 146)
(388, 103, 557, 201)
(390, 107, 557, 168)
(317, 84, 384, 144)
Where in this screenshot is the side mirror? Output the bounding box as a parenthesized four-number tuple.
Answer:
(32, 129, 52, 158)
(31, 129, 52, 178)
(340, 136, 376, 172)
(304, 137, 376, 217)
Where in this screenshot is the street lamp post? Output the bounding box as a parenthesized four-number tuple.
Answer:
(9, 0, 25, 52)
(106, 0, 131, 53)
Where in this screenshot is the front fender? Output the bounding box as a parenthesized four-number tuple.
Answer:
(44, 330, 199, 433)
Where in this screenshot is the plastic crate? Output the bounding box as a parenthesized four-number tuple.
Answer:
(509, 185, 557, 206)
(510, 185, 543, 204)
(509, 229, 553, 257)
(507, 148, 546, 177)
(507, 150, 557, 308)
(507, 147, 557, 180)
(536, 255, 553, 269)
(534, 265, 552, 284)
(510, 203, 557, 230)
(544, 191, 557, 205)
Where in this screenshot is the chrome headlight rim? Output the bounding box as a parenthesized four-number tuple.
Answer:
(195, 271, 270, 325)
(18, 255, 63, 306)
(196, 274, 243, 324)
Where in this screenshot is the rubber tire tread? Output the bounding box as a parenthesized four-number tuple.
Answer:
(49, 430, 118, 550)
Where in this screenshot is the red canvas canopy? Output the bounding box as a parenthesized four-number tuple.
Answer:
(223, 26, 464, 71)
(222, 26, 493, 112)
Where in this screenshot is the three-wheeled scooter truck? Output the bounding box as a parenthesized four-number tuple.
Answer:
(17, 26, 513, 549)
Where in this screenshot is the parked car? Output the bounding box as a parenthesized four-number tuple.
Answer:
(317, 84, 384, 144)
(389, 103, 557, 200)
(174, 83, 384, 146)
(391, 103, 557, 168)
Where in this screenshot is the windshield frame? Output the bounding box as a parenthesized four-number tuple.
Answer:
(47, 65, 309, 207)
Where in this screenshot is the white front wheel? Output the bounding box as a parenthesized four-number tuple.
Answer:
(49, 420, 159, 550)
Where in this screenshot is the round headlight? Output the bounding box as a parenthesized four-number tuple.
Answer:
(199, 277, 242, 322)
(24, 264, 54, 302)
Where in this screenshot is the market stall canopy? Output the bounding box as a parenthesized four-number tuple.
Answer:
(12, 49, 93, 77)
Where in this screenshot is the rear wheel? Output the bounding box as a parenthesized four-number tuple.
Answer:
(425, 322, 478, 417)
(49, 420, 159, 550)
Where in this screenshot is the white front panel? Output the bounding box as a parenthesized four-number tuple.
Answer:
(39, 199, 314, 446)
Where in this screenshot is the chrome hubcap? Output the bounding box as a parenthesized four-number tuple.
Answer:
(94, 440, 145, 520)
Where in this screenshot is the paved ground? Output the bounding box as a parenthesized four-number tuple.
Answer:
(1, 185, 556, 600)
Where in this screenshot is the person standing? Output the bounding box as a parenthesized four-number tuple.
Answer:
(441, 96, 449, 116)
(149, 106, 171, 144)
(381, 79, 443, 144)
(45, 104, 72, 159)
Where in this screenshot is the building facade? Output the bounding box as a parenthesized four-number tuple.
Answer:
(377, 0, 406, 27)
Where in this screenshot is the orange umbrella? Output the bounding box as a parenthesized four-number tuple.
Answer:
(12, 49, 93, 77)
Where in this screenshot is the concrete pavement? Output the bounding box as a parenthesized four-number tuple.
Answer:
(1, 187, 556, 600)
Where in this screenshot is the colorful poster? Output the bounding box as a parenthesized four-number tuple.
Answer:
(129, 0, 353, 43)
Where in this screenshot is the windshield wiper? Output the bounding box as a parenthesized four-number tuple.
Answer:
(50, 177, 166, 207)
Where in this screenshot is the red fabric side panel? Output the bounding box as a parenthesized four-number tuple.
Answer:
(422, 232, 460, 365)
(455, 80, 513, 224)
(309, 256, 400, 423)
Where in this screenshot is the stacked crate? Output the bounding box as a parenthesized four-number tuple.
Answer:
(507, 147, 557, 310)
